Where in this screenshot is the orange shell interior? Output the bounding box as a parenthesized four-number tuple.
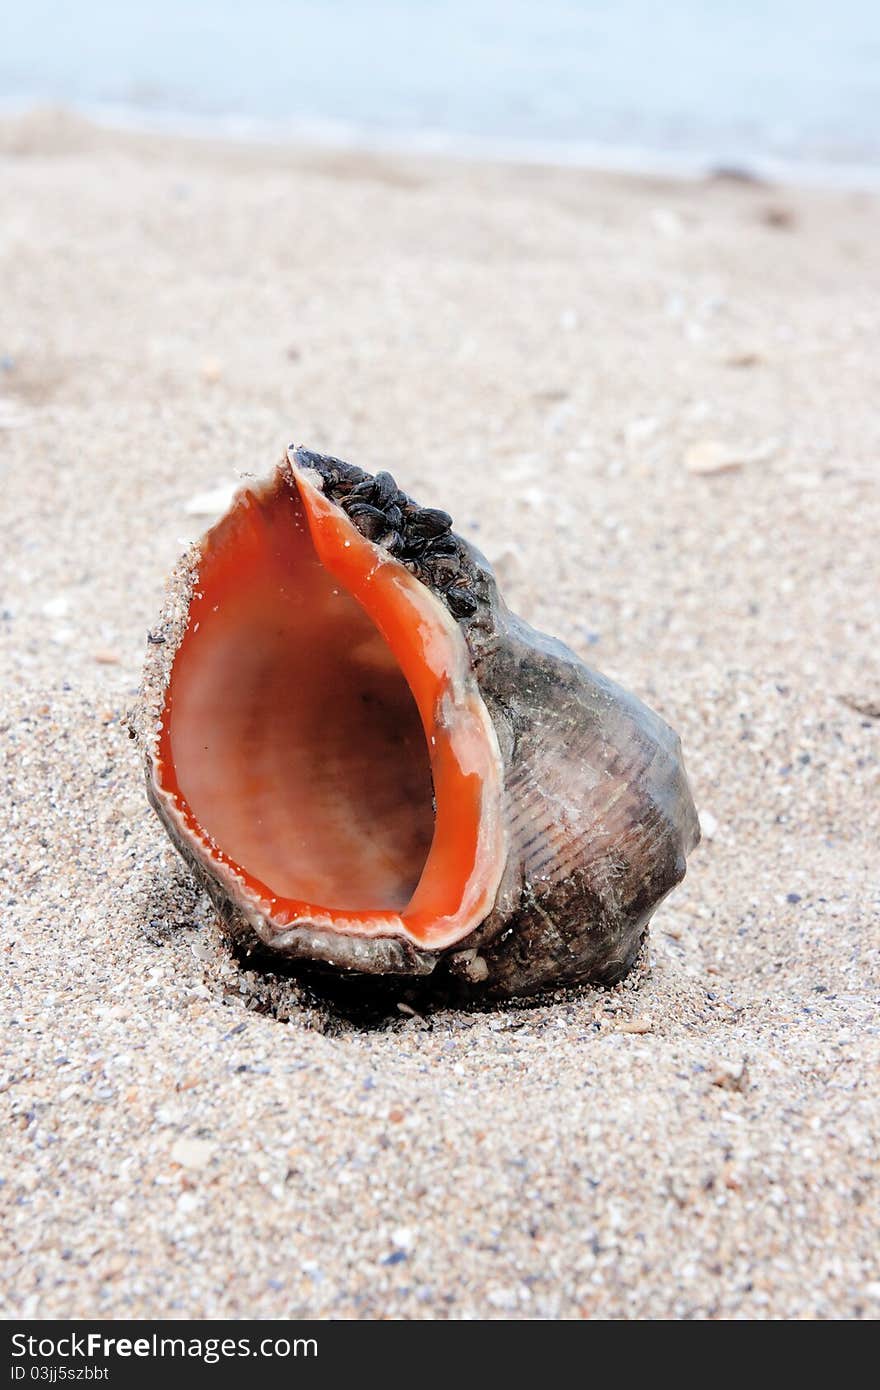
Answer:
(153, 464, 504, 949)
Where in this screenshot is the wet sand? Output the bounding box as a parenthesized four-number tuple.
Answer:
(1, 110, 878, 1319)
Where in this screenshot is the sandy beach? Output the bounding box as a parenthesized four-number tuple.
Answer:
(1, 109, 878, 1319)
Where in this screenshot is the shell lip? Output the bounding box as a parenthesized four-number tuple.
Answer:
(148, 454, 508, 956)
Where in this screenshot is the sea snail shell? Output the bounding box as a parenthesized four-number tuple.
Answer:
(137, 447, 699, 998)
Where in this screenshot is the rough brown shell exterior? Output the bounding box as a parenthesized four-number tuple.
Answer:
(137, 447, 699, 998)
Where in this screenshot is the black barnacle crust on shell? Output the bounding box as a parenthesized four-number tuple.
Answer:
(139, 445, 700, 1002)
(291, 446, 482, 621)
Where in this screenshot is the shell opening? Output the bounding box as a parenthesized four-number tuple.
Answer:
(153, 463, 505, 950)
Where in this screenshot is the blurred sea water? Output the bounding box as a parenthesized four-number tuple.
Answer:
(3, 0, 880, 182)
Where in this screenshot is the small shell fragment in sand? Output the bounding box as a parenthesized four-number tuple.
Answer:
(839, 693, 880, 720)
(685, 437, 778, 475)
(200, 358, 223, 384)
(41, 595, 71, 619)
(170, 1137, 216, 1170)
(685, 441, 744, 475)
(724, 349, 764, 368)
(710, 1059, 750, 1093)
